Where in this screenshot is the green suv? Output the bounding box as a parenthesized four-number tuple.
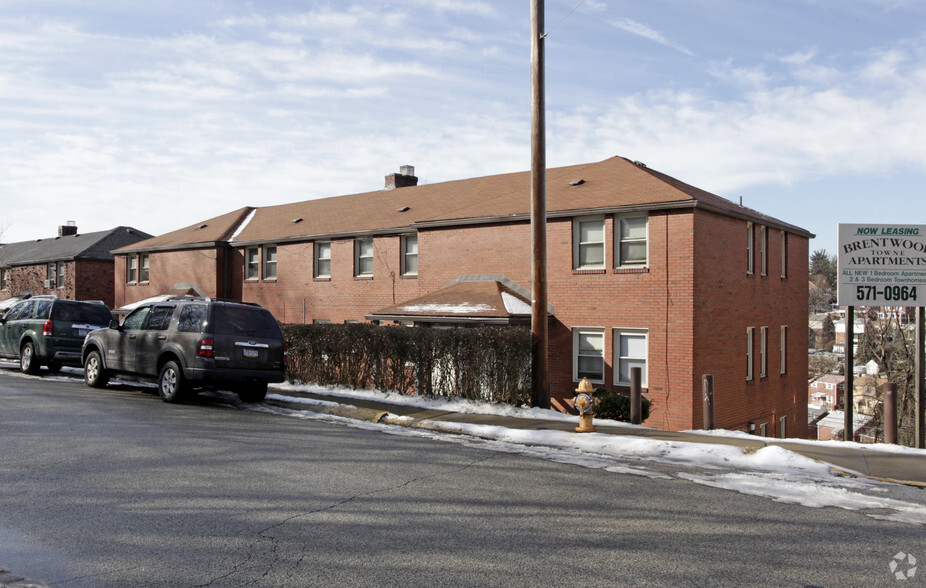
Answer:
(81, 297, 286, 403)
(0, 296, 113, 374)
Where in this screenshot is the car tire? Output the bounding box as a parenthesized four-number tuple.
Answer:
(158, 360, 187, 403)
(84, 350, 109, 388)
(20, 342, 39, 375)
(237, 382, 268, 403)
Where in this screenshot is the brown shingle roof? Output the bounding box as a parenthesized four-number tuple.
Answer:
(367, 276, 535, 324)
(118, 156, 812, 253)
(114, 207, 254, 252)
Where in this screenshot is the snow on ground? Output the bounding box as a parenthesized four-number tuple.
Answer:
(4, 364, 925, 525)
(263, 382, 926, 526)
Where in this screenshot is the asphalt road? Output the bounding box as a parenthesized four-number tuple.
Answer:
(1, 369, 924, 587)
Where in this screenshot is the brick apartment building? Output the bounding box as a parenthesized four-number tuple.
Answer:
(1, 224, 152, 308)
(113, 156, 811, 435)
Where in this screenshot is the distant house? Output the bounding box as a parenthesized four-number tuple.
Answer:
(816, 409, 876, 443)
(0, 223, 152, 308)
(112, 156, 811, 435)
(808, 374, 845, 411)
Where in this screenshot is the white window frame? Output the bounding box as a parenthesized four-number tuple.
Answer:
(355, 238, 373, 277)
(573, 216, 605, 270)
(56, 262, 66, 288)
(262, 245, 277, 280)
(613, 328, 648, 387)
(780, 325, 787, 374)
(746, 222, 754, 275)
(780, 231, 788, 278)
(314, 241, 331, 279)
(245, 247, 259, 281)
(573, 327, 605, 384)
(760, 326, 768, 378)
(746, 327, 754, 381)
(127, 256, 138, 284)
(760, 225, 768, 276)
(138, 254, 149, 284)
(401, 234, 418, 276)
(615, 214, 648, 268)
(1, 268, 8, 291)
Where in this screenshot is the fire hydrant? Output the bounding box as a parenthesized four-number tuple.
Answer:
(573, 378, 599, 433)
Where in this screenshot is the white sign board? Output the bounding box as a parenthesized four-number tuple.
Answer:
(838, 223, 926, 307)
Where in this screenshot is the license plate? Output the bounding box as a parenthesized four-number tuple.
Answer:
(242, 348, 259, 358)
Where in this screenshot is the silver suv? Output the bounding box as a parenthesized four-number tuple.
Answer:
(82, 297, 286, 403)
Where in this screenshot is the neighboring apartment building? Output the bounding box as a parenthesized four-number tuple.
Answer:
(0, 223, 152, 308)
(112, 156, 811, 435)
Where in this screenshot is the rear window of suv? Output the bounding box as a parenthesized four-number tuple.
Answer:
(212, 306, 281, 338)
(51, 302, 113, 324)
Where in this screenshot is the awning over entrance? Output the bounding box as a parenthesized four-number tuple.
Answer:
(367, 275, 553, 326)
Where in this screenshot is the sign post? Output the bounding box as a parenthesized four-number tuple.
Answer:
(837, 224, 926, 447)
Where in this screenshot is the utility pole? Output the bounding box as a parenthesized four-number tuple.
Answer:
(530, 0, 550, 408)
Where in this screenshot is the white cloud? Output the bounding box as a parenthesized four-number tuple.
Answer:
(611, 18, 695, 56)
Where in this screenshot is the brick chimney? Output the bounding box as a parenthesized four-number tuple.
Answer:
(385, 165, 418, 190)
(58, 221, 77, 237)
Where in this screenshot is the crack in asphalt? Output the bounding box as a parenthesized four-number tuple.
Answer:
(194, 452, 500, 586)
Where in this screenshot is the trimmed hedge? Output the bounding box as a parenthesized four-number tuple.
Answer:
(282, 323, 532, 406)
(594, 387, 651, 422)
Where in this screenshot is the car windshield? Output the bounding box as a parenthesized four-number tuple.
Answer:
(212, 306, 281, 338)
(51, 302, 113, 324)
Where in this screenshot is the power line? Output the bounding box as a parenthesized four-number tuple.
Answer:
(541, 0, 589, 39)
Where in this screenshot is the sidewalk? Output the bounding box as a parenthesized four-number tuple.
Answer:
(265, 389, 926, 488)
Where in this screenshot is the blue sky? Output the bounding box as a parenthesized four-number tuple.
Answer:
(1, 0, 924, 255)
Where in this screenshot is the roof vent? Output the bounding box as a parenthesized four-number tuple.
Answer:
(569, 179, 585, 187)
(291, 218, 303, 224)
(396, 206, 410, 213)
(197, 224, 208, 230)
(633, 160, 647, 168)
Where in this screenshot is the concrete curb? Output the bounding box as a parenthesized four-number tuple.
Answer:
(264, 394, 926, 488)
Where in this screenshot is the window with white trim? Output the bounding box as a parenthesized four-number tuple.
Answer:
(760, 326, 768, 378)
(56, 262, 66, 288)
(315, 241, 331, 279)
(780, 325, 787, 374)
(780, 231, 788, 278)
(573, 217, 605, 270)
(262, 246, 277, 280)
(573, 328, 605, 383)
(746, 223, 754, 275)
(746, 327, 754, 381)
(615, 215, 648, 267)
(0, 269, 8, 291)
(613, 328, 647, 386)
(355, 238, 373, 277)
(760, 225, 768, 276)
(139, 254, 149, 283)
(245, 247, 259, 281)
(127, 256, 138, 284)
(401, 234, 418, 276)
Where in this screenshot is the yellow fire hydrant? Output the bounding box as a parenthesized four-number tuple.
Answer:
(573, 378, 599, 433)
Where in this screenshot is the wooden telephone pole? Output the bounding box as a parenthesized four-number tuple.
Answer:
(530, 0, 550, 408)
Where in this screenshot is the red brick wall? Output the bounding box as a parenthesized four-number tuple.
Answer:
(125, 208, 809, 434)
(74, 260, 116, 307)
(114, 248, 228, 309)
(692, 210, 809, 437)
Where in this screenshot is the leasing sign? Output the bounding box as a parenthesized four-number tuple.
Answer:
(837, 224, 926, 307)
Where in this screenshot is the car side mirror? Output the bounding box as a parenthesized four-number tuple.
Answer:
(109, 320, 121, 330)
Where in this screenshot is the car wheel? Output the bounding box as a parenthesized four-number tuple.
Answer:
(20, 342, 39, 375)
(84, 350, 109, 388)
(158, 360, 187, 403)
(237, 382, 268, 403)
